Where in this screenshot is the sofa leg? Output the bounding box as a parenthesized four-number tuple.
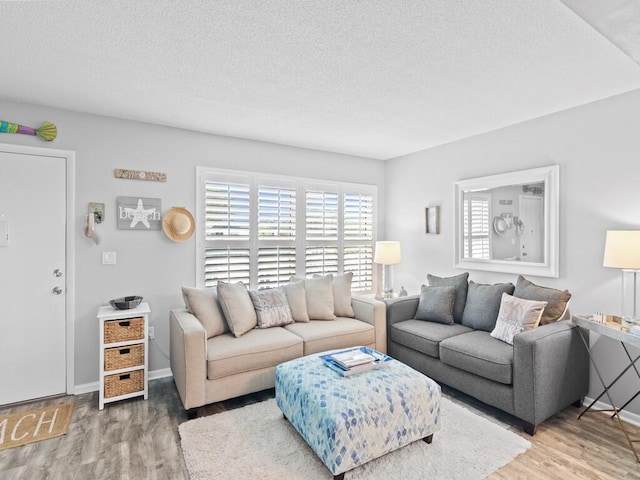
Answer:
(186, 408, 198, 420)
(573, 398, 584, 408)
(423, 434, 434, 444)
(522, 421, 538, 436)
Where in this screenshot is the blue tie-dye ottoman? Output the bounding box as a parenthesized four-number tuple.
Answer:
(275, 350, 441, 479)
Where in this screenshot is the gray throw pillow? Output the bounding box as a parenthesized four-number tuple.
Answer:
(249, 287, 294, 329)
(513, 275, 571, 325)
(427, 272, 469, 323)
(461, 281, 515, 332)
(415, 285, 456, 325)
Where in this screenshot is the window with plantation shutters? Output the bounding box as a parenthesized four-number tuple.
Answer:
(204, 181, 250, 239)
(197, 168, 376, 293)
(204, 247, 251, 287)
(305, 190, 338, 240)
(463, 193, 491, 260)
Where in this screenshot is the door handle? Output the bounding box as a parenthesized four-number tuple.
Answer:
(52, 286, 63, 295)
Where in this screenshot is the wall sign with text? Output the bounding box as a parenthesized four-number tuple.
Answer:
(116, 197, 162, 230)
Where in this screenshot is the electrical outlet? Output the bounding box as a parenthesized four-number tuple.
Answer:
(148, 327, 155, 339)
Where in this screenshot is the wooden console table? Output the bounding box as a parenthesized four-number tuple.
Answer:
(572, 315, 640, 462)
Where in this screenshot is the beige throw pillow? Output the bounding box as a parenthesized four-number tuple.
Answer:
(291, 275, 336, 320)
(329, 272, 355, 317)
(249, 287, 294, 328)
(490, 293, 548, 345)
(216, 281, 258, 337)
(284, 281, 310, 322)
(181, 286, 229, 338)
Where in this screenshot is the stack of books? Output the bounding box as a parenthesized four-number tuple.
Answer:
(320, 346, 392, 377)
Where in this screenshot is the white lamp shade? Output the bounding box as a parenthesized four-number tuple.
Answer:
(603, 230, 640, 269)
(374, 241, 402, 265)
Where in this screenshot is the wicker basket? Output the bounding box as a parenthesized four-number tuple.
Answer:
(104, 369, 144, 398)
(104, 344, 144, 371)
(104, 317, 144, 343)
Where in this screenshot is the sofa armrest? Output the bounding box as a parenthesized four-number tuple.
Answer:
(513, 320, 589, 426)
(385, 295, 420, 326)
(169, 309, 207, 410)
(351, 296, 387, 353)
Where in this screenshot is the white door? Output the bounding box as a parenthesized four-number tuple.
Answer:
(519, 195, 544, 263)
(0, 150, 67, 404)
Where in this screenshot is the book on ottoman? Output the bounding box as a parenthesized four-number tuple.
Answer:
(320, 346, 392, 377)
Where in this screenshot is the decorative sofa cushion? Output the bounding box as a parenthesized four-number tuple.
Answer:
(427, 272, 469, 323)
(415, 285, 456, 325)
(217, 281, 258, 337)
(181, 286, 229, 338)
(513, 275, 571, 325)
(249, 287, 294, 329)
(329, 272, 355, 318)
(490, 293, 548, 345)
(283, 281, 310, 322)
(461, 281, 515, 332)
(290, 275, 336, 320)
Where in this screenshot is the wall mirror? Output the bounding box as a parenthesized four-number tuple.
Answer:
(454, 165, 559, 278)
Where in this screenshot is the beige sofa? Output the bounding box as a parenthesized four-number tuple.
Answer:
(170, 289, 385, 412)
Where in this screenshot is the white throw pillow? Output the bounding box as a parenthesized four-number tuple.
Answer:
(249, 287, 294, 328)
(284, 281, 310, 322)
(490, 293, 548, 345)
(216, 281, 258, 337)
(181, 286, 229, 338)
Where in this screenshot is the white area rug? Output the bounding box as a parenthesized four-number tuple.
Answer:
(179, 397, 530, 479)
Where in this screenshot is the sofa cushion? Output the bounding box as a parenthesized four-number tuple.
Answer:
(461, 281, 515, 332)
(206, 327, 303, 380)
(427, 272, 469, 323)
(440, 331, 514, 385)
(329, 272, 355, 318)
(217, 281, 258, 337)
(490, 293, 547, 345)
(513, 275, 571, 325)
(390, 319, 473, 358)
(181, 286, 229, 338)
(291, 275, 336, 320)
(415, 285, 456, 324)
(284, 318, 374, 355)
(283, 281, 310, 322)
(249, 287, 294, 329)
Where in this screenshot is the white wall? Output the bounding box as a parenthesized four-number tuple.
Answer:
(0, 100, 385, 388)
(385, 88, 640, 415)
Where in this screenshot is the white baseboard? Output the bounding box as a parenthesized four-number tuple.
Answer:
(582, 396, 640, 427)
(73, 368, 173, 395)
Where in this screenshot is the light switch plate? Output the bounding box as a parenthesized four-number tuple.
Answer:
(102, 252, 117, 265)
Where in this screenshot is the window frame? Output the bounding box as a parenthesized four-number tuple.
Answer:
(196, 167, 377, 292)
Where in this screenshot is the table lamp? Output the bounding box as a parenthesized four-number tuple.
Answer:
(603, 230, 640, 318)
(374, 241, 402, 300)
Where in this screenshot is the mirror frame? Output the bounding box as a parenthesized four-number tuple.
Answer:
(454, 165, 559, 278)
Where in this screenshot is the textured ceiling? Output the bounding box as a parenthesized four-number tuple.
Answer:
(0, 1, 639, 160)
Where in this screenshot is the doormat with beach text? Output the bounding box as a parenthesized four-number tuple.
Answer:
(0, 403, 74, 451)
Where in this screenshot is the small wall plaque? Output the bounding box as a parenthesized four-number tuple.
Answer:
(115, 169, 167, 182)
(117, 197, 162, 230)
(426, 206, 440, 234)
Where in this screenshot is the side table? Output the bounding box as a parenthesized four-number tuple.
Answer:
(97, 302, 150, 409)
(572, 315, 640, 462)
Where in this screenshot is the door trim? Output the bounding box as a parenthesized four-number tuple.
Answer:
(0, 142, 75, 395)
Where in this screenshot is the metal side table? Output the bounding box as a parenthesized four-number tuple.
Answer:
(572, 315, 640, 462)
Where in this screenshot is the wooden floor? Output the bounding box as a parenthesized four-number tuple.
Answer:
(1, 378, 639, 479)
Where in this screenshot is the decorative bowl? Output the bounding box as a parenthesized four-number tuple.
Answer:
(109, 296, 143, 310)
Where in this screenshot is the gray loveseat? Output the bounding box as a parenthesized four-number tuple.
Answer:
(386, 274, 589, 435)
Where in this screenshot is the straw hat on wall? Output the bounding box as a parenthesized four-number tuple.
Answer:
(162, 207, 195, 242)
